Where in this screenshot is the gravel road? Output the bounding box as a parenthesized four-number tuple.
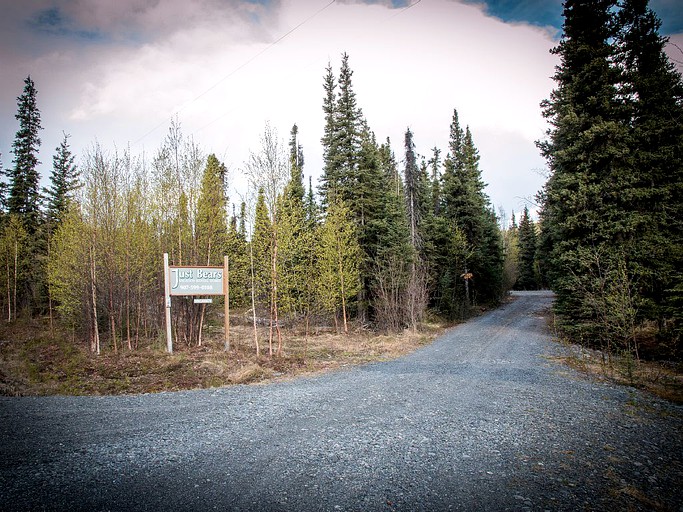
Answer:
(1, 291, 681, 512)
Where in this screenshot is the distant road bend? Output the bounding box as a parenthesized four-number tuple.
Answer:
(1, 291, 681, 511)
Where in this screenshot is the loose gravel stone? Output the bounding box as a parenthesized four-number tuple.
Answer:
(0, 291, 681, 511)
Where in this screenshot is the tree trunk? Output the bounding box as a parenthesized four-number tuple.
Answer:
(109, 288, 117, 354)
(13, 240, 18, 322)
(90, 245, 100, 355)
(6, 259, 11, 322)
(272, 238, 282, 356)
(338, 253, 348, 335)
(125, 249, 131, 350)
(249, 243, 260, 357)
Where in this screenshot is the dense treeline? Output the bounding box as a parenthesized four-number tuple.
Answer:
(538, 0, 683, 358)
(5, 0, 679, 364)
(0, 55, 510, 354)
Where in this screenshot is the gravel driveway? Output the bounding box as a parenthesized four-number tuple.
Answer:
(1, 291, 681, 511)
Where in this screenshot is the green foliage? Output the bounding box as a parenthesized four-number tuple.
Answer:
(45, 132, 79, 227)
(10, 54, 518, 349)
(47, 205, 88, 331)
(436, 109, 504, 315)
(225, 213, 250, 308)
(8, 76, 43, 234)
(277, 157, 315, 320)
(196, 154, 229, 266)
(538, 0, 683, 354)
(317, 199, 362, 332)
(251, 188, 272, 316)
(515, 206, 539, 290)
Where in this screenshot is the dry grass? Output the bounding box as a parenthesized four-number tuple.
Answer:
(0, 317, 444, 396)
(554, 346, 683, 404)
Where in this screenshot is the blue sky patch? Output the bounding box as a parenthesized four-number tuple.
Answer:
(463, 0, 681, 35)
(462, 0, 563, 30)
(28, 7, 104, 42)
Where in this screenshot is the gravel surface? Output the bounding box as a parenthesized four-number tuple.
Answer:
(1, 291, 681, 512)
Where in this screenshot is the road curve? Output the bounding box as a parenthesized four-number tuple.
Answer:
(1, 291, 681, 511)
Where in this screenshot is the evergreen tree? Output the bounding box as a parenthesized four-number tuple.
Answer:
(515, 206, 539, 290)
(9, 76, 43, 234)
(278, 125, 311, 322)
(251, 187, 272, 318)
(355, 124, 393, 321)
(373, 168, 414, 332)
(537, 0, 634, 342)
(616, 0, 683, 343)
(335, 53, 363, 201)
(320, 54, 363, 207)
(403, 128, 421, 250)
(320, 62, 339, 203)
(428, 147, 442, 216)
(440, 109, 503, 312)
(305, 176, 319, 227)
(317, 199, 362, 334)
(501, 209, 520, 292)
(225, 205, 250, 308)
(195, 154, 228, 266)
(287, 124, 305, 203)
(45, 132, 79, 227)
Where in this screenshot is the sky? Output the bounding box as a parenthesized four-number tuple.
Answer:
(1, 0, 682, 222)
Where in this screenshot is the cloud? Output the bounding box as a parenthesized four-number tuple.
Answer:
(1, 0, 560, 217)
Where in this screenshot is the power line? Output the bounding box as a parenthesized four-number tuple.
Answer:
(132, 0, 336, 147)
(193, 0, 424, 137)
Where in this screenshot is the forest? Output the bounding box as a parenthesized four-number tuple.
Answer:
(0, 0, 681, 376)
(0, 52, 516, 360)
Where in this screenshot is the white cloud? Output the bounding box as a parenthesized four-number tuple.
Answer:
(0, 0, 559, 217)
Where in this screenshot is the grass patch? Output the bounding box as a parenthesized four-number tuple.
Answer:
(0, 317, 445, 396)
(559, 346, 683, 404)
(543, 311, 683, 404)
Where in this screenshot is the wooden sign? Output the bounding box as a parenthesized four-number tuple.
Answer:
(163, 254, 229, 354)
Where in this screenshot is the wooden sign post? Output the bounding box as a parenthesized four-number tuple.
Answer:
(163, 253, 229, 354)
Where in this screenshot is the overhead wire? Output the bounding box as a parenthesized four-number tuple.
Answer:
(131, 0, 336, 147)
(191, 0, 425, 138)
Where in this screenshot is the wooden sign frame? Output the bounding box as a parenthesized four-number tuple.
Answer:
(163, 253, 229, 354)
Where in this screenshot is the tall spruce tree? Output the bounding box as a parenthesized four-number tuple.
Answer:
(320, 63, 339, 204)
(515, 206, 539, 290)
(320, 53, 363, 208)
(251, 187, 272, 316)
(45, 132, 79, 227)
(9, 76, 43, 234)
(616, 0, 683, 344)
(440, 109, 503, 312)
(538, 0, 636, 343)
(287, 124, 305, 203)
(195, 154, 228, 266)
(403, 128, 421, 250)
(278, 124, 311, 322)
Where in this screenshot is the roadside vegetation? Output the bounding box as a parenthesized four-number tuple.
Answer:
(0, 310, 444, 396)
(544, 311, 683, 405)
(1, 53, 509, 394)
(1, 0, 681, 398)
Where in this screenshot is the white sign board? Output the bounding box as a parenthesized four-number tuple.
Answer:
(169, 266, 224, 296)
